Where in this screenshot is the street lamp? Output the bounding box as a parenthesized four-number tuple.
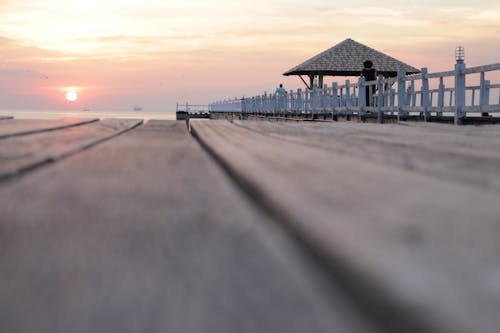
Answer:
(455, 46, 465, 63)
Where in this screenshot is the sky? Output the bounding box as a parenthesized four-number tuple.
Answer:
(0, 0, 499, 112)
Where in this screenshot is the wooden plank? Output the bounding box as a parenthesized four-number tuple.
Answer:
(0, 120, 374, 333)
(0, 118, 98, 139)
(190, 119, 500, 333)
(233, 120, 500, 194)
(0, 119, 142, 182)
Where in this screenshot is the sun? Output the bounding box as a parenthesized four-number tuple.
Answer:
(65, 91, 78, 102)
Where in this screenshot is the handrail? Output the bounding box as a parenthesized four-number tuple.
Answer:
(210, 61, 500, 125)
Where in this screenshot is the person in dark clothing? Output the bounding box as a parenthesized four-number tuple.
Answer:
(361, 60, 377, 107)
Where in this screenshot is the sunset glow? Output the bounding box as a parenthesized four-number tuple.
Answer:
(0, 0, 498, 111)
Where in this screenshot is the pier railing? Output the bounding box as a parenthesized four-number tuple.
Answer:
(176, 103, 211, 113)
(209, 61, 500, 125)
(208, 99, 242, 112)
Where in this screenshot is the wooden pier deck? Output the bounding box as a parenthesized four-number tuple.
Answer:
(1, 116, 499, 333)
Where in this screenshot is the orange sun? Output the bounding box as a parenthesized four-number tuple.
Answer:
(65, 91, 78, 102)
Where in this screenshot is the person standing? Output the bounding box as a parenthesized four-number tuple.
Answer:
(275, 83, 287, 95)
(275, 84, 287, 113)
(361, 60, 377, 107)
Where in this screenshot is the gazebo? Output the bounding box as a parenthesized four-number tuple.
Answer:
(283, 38, 420, 89)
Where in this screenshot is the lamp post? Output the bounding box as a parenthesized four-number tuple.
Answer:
(454, 46, 466, 125)
(455, 46, 465, 63)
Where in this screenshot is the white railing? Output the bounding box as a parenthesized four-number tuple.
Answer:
(211, 61, 500, 125)
(176, 103, 211, 113)
(209, 99, 242, 112)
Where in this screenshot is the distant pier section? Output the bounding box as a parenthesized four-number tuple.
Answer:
(208, 42, 500, 125)
(175, 103, 211, 120)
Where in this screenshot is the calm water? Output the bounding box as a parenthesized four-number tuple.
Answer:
(0, 109, 176, 121)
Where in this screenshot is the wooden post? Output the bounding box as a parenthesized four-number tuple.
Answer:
(421, 68, 430, 122)
(384, 83, 389, 109)
(438, 77, 445, 117)
(397, 70, 406, 121)
(345, 80, 351, 120)
(358, 77, 366, 122)
(377, 75, 384, 124)
(411, 80, 416, 107)
(339, 87, 344, 108)
(332, 83, 338, 120)
(454, 59, 466, 125)
(390, 88, 396, 116)
(297, 88, 303, 116)
(480, 72, 490, 116)
(322, 84, 328, 116)
(311, 86, 318, 118)
(304, 89, 310, 117)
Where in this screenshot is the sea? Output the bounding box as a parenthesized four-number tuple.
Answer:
(0, 109, 177, 121)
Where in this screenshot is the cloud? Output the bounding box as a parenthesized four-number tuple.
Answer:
(0, 36, 63, 62)
(0, 69, 48, 78)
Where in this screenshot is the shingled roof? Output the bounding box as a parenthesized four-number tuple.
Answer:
(283, 38, 420, 77)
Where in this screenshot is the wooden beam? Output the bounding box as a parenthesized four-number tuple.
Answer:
(0, 118, 98, 139)
(0, 120, 372, 333)
(0, 119, 141, 182)
(191, 119, 500, 333)
(299, 75, 312, 89)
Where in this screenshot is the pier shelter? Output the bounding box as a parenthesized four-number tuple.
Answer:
(284, 38, 420, 89)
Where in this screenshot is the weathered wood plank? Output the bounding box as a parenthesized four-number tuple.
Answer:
(0, 121, 374, 333)
(0, 119, 142, 182)
(233, 120, 500, 193)
(0, 118, 98, 139)
(191, 119, 500, 333)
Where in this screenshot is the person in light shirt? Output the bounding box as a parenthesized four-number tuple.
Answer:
(275, 83, 287, 95)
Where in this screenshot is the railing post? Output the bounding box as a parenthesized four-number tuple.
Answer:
(297, 88, 303, 116)
(437, 77, 444, 117)
(322, 84, 328, 117)
(397, 70, 407, 121)
(332, 83, 338, 120)
(405, 87, 411, 106)
(312, 86, 319, 118)
(480, 72, 490, 116)
(384, 83, 389, 109)
(304, 89, 311, 118)
(454, 58, 466, 125)
(377, 75, 384, 123)
(358, 77, 366, 122)
(421, 67, 430, 122)
(411, 80, 416, 107)
(345, 80, 351, 120)
(272, 93, 277, 115)
(391, 89, 395, 116)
